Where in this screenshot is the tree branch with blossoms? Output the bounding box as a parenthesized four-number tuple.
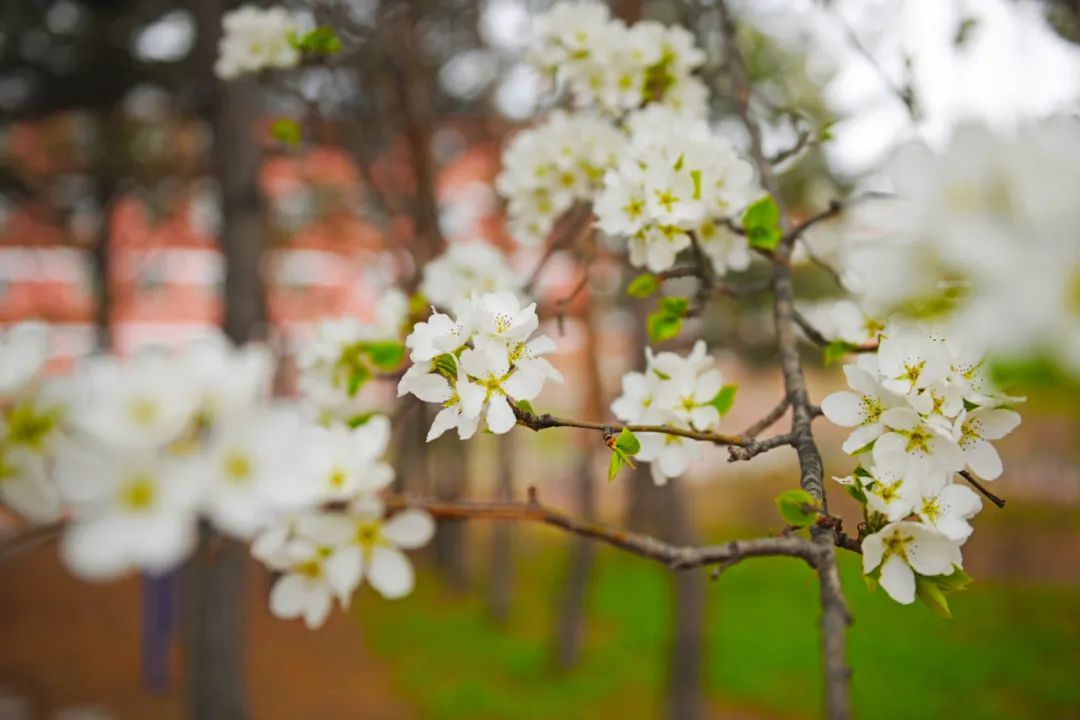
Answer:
(3, 4, 1067, 720)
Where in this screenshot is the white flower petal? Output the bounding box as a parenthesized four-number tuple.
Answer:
(368, 546, 415, 599)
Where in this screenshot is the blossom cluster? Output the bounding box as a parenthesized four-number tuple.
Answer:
(297, 290, 409, 423)
(496, 112, 626, 246)
(419, 242, 522, 311)
(214, 5, 302, 80)
(0, 321, 433, 629)
(595, 106, 759, 274)
(822, 323, 1023, 605)
(611, 341, 731, 486)
(840, 119, 1080, 375)
(398, 292, 563, 440)
(529, 1, 708, 118)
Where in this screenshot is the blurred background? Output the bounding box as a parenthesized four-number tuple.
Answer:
(1, 0, 1079, 718)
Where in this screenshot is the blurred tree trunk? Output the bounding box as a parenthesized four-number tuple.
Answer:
(487, 433, 515, 622)
(624, 304, 706, 720)
(375, 3, 471, 592)
(431, 437, 470, 592)
(553, 303, 603, 667)
(90, 108, 123, 351)
(188, 1, 264, 718)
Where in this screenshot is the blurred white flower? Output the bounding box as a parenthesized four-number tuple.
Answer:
(0, 322, 49, 397)
(55, 443, 201, 581)
(421, 243, 522, 309)
(324, 498, 435, 601)
(215, 5, 301, 80)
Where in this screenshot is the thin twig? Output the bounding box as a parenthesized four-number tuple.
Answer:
(740, 397, 790, 439)
(835, 12, 919, 121)
(389, 488, 823, 570)
(767, 127, 812, 165)
(513, 407, 749, 447)
(523, 204, 593, 294)
(959, 470, 1006, 509)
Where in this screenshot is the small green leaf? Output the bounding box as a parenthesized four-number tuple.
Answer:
(673, 153, 685, 172)
(608, 450, 624, 482)
(708, 384, 737, 417)
(347, 364, 372, 397)
(361, 341, 405, 371)
(823, 340, 857, 365)
(934, 565, 972, 593)
(614, 427, 641, 455)
(293, 26, 342, 55)
(346, 411, 379, 428)
(774, 488, 820, 527)
(845, 482, 868, 505)
(627, 273, 660, 298)
(742, 195, 782, 251)
(270, 117, 301, 147)
(647, 311, 682, 343)
(863, 565, 881, 592)
(915, 574, 952, 618)
(659, 296, 689, 317)
(690, 169, 702, 199)
(515, 399, 535, 416)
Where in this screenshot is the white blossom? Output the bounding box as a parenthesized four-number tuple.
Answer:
(0, 322, 49, 397)
(421, 242, 522, 309)
(862, 521, 963, 605)
(398, 292, 562, 441)
(215, 5, 302, 80)
(612, 340, 727, 484)
(839, 119, 1080, 374)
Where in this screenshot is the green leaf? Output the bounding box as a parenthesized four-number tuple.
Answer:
(690, 169, 702, 200)
(614, 427, 641, 455)
(346, 364, 372, 397)
(361, 341, 405, 371)
(346, 411, 380, 428)
(823, 340, 857, 365)
(608, 450, 624, 482)
(270, 117, 301, 147)
(707, 384, 737, 417)
(774, 488, 820, 527)
(845, 482, 868, 505)
(915, 574, 952, 618)
(515, 399, 535, 416)
(293, 26, 342, 55)
(659, 296, 689, 316)
(742, 195, 782, 251)
(627, 273, 660, 298)
(647, 311, 682, 343)
(863, 565, 881, 592)
(934, 565, 973, 593)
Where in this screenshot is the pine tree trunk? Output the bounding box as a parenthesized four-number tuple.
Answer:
(487, 433, 515, 622)
(187, 1, 263, 717)
(552, 304, 603, 667)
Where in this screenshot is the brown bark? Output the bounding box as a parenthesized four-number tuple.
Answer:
(487, 433, 515, 622)
(187, 1, 265, 717)
(553, 303, 603, 667)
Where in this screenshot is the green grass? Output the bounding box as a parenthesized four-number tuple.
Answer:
(354, 531, 1080, 719)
